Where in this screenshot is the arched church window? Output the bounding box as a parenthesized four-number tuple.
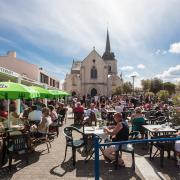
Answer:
(108, 65, 111, 72)
(91, 66, 97, 79)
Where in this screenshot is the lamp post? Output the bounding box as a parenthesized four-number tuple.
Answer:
(131, 75, 136, 96)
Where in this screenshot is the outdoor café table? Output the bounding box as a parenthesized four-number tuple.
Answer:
(142, 124, 177, 137)
(84, 126, 108, 161)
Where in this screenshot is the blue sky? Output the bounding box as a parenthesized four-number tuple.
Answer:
(0, 0, 180, 87)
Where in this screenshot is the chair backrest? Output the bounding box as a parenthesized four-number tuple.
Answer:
(74, 112, 84, 121)
(7, 133, 29, 153)
(101, 111, 107, 120)
(132, 117, 146, 132)
(152, 134, 176, 149)
(63, 126, 84, 145)
(89, 112, 97, 126)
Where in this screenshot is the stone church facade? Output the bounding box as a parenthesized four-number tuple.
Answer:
(63, 30, 123, 96)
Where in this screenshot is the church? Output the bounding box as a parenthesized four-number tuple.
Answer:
(63, 30, 123, 97)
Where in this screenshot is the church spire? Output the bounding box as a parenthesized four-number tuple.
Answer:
(105, 29, 111, 53)
(102, 29, 115, 60)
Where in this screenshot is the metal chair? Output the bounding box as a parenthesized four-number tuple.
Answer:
(115, 143, 135, 170)
(149, 134, 177, 168)
(62, 126, 86, 166)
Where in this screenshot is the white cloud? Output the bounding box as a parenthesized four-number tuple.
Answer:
(121, 66, 134, 71)
(137, 64, 145, 69)
(169, 42, 180, 54)
(154, 49, 167, 55)
(155, 65, 180, 83)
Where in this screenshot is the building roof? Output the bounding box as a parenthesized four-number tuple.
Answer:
(102, 29, 115, 60)
(71, 60, 81, 73)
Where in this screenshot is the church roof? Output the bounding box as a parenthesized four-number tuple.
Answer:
(102, 29, 115, 60)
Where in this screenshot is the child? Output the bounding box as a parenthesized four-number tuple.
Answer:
(175, 131, 180, 166)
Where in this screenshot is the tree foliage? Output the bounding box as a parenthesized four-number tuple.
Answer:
(157, 90, 169, 102)
(141, 79, 151, 92)
(122, 82, 132, 94)
(112, 86, 123, 95)
(150, 78, 163, 94)
(163, 82, 176, 95)
(172, 93, 180, 106)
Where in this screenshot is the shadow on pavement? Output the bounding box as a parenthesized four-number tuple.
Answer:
(0, 151, 41, 179)
(50, 159, 142, 179)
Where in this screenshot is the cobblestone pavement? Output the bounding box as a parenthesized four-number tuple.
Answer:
(0, 108, 179, 180)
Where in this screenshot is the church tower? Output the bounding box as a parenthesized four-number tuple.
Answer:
(102, 29, 117, 75)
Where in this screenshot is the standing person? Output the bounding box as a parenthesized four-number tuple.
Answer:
(103, 112, 129, 166)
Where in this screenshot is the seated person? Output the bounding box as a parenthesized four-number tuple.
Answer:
(0, 105, 8, 120)
(73, 102, 84, 124)
(48, 105, 58, 122)
(28, 105, 42, 123)
(115, 102, 124, 113)
(84, 103, 99, 125)
(86, 103, 99, 117)
(32, 107, 52, 138)
(131, 107, 146, 138)
(73, 102, 84, 114)
(100, 104, 107, 120)
(56, 103, 67, 125)
(103, 112, 129, 165)
(175, 131, 180, 166)
(19, 107, 31, 127)
(9, 106, 23, 125)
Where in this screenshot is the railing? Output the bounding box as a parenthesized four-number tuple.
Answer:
(94, 136, 180, 180)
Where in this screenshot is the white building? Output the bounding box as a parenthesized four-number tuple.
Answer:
(0, 51, 60, 89)
(63, 30, 123, 96)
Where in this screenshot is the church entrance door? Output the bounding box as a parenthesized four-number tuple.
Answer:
(91, 88, 97, 97)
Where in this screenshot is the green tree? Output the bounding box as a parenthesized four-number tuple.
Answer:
(150, 78, 163, 94)
(141, 79, 151, 92)
(172, 93, 180, 106)
(163, 82, 176, 95)
(157, 90, 169, 102)
(123, 82, 132, 94)
(112, 86, 123, 95)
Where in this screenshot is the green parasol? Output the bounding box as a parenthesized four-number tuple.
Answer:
(0, 82, 36, 100)
(49, 90, 70, 98)
(0, 82, 40, 128)
(31, 86, 52, 98)
(21, 85, 40, 99)
(59, 90, 70, 96)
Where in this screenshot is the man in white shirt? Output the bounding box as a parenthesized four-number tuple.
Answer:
(86, 103, 99, 117)
(28, 105, 42, 122)
(115, 102, 124, 113)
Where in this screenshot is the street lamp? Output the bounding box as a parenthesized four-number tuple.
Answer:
(131, 75, 136, 96)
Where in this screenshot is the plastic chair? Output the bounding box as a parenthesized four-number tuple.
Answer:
(6, 132, 29, 171)
(62, 126, 86, 166)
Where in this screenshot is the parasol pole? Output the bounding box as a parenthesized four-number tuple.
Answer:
(7, 99, 10, 128)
